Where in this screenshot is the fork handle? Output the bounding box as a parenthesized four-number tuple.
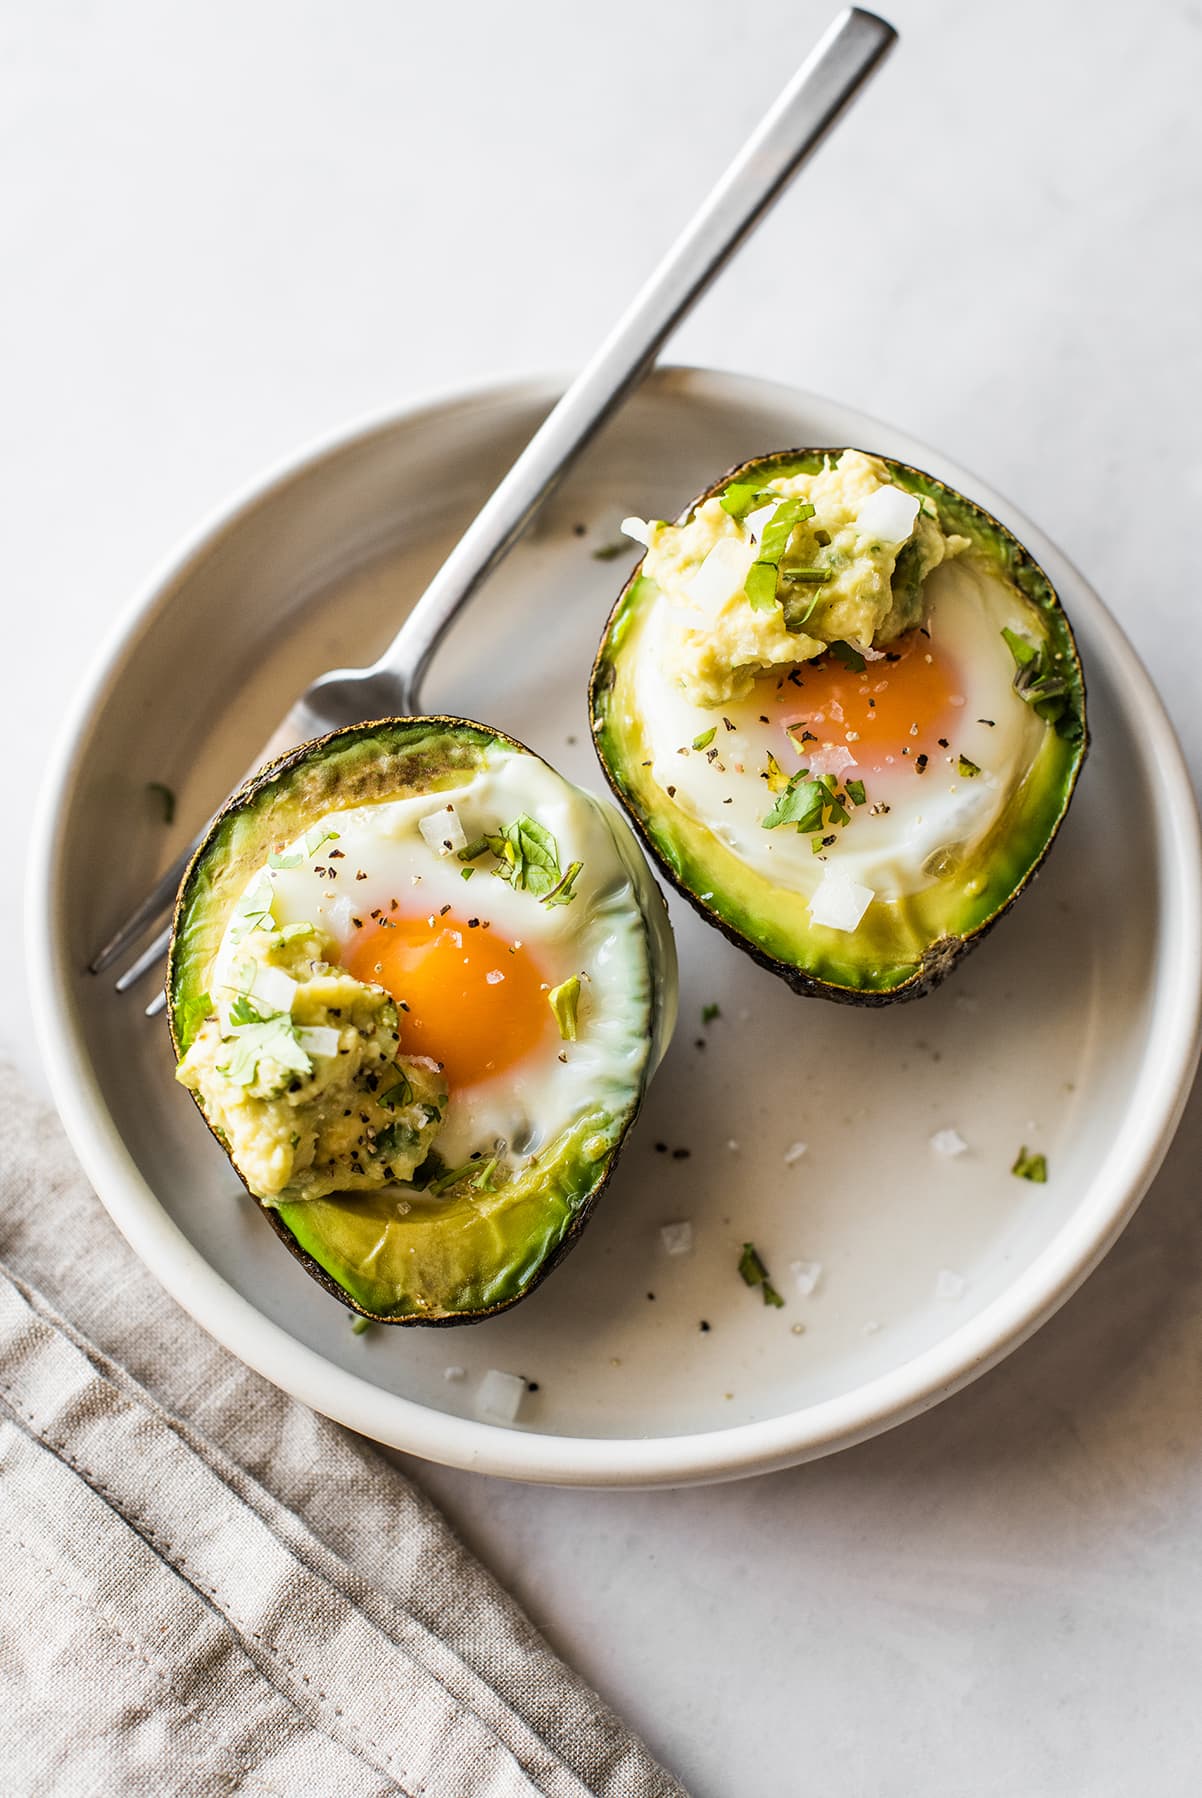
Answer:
(307, 6, 895, 724)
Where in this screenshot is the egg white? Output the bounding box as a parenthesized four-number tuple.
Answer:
(633, 555, 1046, 905)
(211, 748, 656, 1170)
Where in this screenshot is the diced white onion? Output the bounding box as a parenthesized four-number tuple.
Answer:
(808, 872, 874, 933)
(659, 1221, 694, 1257)
(930, 1127, 968, 1158)
(790, 1259, 823, 1296)
(935, 1268, 967, 1301)
(476, 1369, 526, 1424)
(783, 1141, 808, 1165)
(684, 538, 757, 615)
(250, 963, 299, 1015)
(419, 805, 467, 857)
(855, 484, 920, 544)
(744, 502, 777, 544)
(806, 744, 858, 778)
(295, 1025, 341, 1059)
(621, 515, 654, 547)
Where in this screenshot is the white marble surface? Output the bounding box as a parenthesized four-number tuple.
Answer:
(6, 2, 1202, 1792)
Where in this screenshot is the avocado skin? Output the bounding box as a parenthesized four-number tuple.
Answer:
(589, 449, 1088, 1006)
(166, 716, 663, 1325)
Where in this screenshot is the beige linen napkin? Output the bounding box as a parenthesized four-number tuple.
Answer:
(0, 1066, 684, 1798)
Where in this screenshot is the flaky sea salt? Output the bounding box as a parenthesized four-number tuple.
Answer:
(476, 1369, 526, 1423)
(659, 1221, 694, 1257)
(790, 1260, 823, 1297)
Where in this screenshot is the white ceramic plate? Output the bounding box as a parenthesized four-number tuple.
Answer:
(28, 369, 1202, 1487)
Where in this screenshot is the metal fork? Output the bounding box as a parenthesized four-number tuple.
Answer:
(92, 7, 896, 1012)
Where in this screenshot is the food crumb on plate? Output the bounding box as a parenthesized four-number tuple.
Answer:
(936, 1268, 967, 1301)
(783, 1141, 808, 1165)
(930, 1127, 968, 1157)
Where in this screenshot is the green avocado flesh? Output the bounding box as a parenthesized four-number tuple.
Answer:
(589, 450, 1088, 1004)
(167, 718, 668, 1323)
(278, 1106, 621, 1320)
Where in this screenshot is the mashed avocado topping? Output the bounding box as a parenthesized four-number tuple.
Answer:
(176, 924, 446, 1205)
(631, 450, 969, 706)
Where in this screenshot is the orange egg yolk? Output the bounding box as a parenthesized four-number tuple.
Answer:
(343, 911, 556, 1091)
(770, 633, 963, 774)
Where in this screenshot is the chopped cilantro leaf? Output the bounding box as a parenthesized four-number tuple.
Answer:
(217, 1012, 312, 1087)
(543, 859, 583, 908)
(745, 497, 816, 616)
(430, 1157, 495, 1195)
(350, 1315, 373, 1335)
(490, 815, 561, 897)
(1001, 627, 1037, 669)
(228, 877, 275, 942)
(380, 1074, 414, 1110)
(738, 1242, 769, 1287)
(829, 640, 866, 674)
(591, 541, 629, 561)
(375, 1119, 420, 1158)
(958, 754, 981, 779)
(739, 1241, 786, 1308)
(846, 779, 867, 806)
(780, 568, 832, 633)
(1012, 1146, 1048, 1183)
(719, 480, 774, 520)
(465, 816, 582, 905)
(762, 773, 826, 835)
(304, 826, 340, 857)
(701, 1002, 720, 1024)
(227, 993, 263, 1027)
(1001, 628, 1081, 739)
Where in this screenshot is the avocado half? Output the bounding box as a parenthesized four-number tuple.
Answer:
(167, 717, 677, 1324)
(589, 449, 1088, 1005)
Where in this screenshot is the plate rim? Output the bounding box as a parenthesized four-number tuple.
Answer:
(26, 366, 1202, 1487)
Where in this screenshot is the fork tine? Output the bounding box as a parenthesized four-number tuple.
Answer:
(144, 990, 167, 1020)
(113, 922, 173, 993)
(89, 838, 199, 974)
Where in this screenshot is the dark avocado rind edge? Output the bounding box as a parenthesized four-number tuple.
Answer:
(166, 716, 662, 1324)
(589, 449, 1088, 1005)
